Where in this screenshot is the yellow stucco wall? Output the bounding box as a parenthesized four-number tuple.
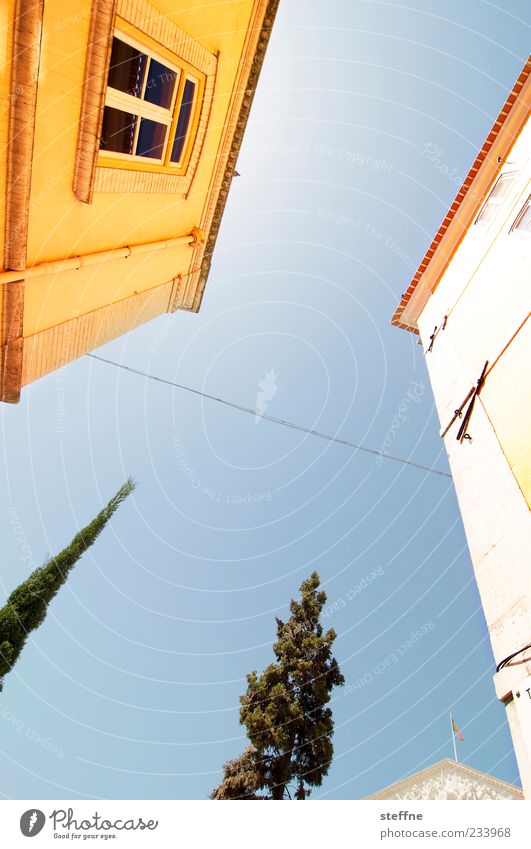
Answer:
(26, 0, 255, 266)
(22, 244, 192, 337)
(6, 0, 257, 377)
(1, 0, 264, 396)
(0, 0, 261, 394)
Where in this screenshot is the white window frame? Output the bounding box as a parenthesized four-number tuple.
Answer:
(510, 193, 531, 235)
(168, 76, 199, 167)
(101, 30, 182, 164)
(475, 171, 519, 226)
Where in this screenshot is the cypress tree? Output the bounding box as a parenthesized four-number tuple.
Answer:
(211, 571, 344, 800)
(0, 478, 135, 685)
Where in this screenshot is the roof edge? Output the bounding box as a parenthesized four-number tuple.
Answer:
(174, 0, 281, 313)
(365, 758, 524, 800)
(392, 56, 531, 334)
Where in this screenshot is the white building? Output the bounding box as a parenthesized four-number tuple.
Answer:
(366, 759, 523, 801)
(392, 58, 531, 795)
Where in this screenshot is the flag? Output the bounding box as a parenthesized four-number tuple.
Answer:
(452, 718, 464, 742)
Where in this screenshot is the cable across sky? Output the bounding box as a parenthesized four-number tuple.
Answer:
(86, 353, 452, 480)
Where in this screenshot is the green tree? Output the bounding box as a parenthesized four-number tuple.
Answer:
(0, 479, 135, 684)
(211, 571, 344, 800)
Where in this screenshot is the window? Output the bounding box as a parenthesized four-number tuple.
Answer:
(99, 28, 202, 173)
(475, 172, 518, 225)
(510, 195, 531, 234)
(74, 0, 216, 202)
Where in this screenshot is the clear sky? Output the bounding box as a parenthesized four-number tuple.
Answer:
(1, 0, 529, 800)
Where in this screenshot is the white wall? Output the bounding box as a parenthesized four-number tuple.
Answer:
(416, 115, 531, 793)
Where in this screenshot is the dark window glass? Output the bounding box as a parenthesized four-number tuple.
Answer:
(144, 59, 177, 109)
(108, 38, 147, 98)
(170, 79, 196, 163)
(100, 106, 137, 154)
(136, 119, 167, 159)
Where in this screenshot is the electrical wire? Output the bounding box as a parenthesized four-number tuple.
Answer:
(86, 353, 452, 479)
(496, 643, 531, 672)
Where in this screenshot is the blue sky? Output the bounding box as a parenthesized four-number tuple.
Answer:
(1, 0, 530, 800)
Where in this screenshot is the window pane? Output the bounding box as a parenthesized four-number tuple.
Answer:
(108, 38, 147, 98)
(170, 79, 196, 164)
(100, 106, 137, 154)
(476, 172, 518, 225)
(144, 59, 178, 109)
(514, 200, 531, 233)
(476, 203, 498, 225)
(136, 118, 167, 159)
(489, 173, 515, 200)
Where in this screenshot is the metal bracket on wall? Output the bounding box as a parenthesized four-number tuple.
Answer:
(425, 314, 448, 354)
(440, 360, 489, 442)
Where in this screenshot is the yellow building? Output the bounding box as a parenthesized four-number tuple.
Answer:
(0, 0, 279, 402)
(392, 59, 531, 794)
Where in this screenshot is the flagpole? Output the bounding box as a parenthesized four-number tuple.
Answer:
(450, 712, 458, 762)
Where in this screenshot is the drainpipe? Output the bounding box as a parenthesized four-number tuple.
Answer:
(0, 228, 204, 285)
(0, 227, 204, 403)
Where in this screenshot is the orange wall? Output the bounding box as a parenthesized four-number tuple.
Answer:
(26, 0, 255, 265)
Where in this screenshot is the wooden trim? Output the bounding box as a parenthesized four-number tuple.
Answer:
(1, 281, 24, 403)
(392, 56, 531, 333)
(115, 0, 216, 76)
(2, 0, 44, 402)
(183, 57, 218, 198)
(4, 0, 45, 270)
(176, 0, 281, 312)
(73, 0, 118, 204)
(21, 280, 175, 386)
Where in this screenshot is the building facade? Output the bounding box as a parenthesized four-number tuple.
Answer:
(392, 59, 531, 795)
(366, 759, 523, 801)
(0, 0, 279, 402)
